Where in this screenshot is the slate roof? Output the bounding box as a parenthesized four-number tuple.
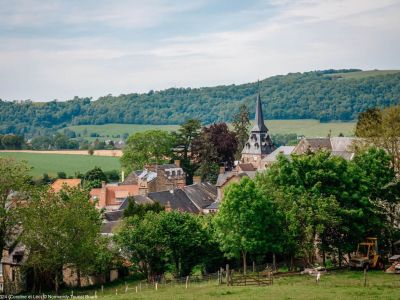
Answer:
(306, 138, 332, 150)
(205, 201, 219, 210)
(330, 137, 355, 152)
(216, 171, 256, 187)
(101, 221, 121, 235)
(183, 183, 217, 209)
(242, 93, 275, 156)
(331, 151, 355, 160)
(251, 93, 268, 132)
(104, 210, 124, 222)
(263, 146, 296, 162)
(294, 137, 356, 161)
(118, 183, 217, 214)
(157, 164, 179, 170)
(237, 163, 256, 171)
(147, 189, 199, 213)
(121, 171, 139, 185)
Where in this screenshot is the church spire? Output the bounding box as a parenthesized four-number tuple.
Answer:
(251, 93, 268, 132)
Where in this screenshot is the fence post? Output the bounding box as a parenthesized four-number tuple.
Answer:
(136, 286, 138, 293)
(101, 285, 104, 293)
(186, 276, 189, 289)
(156, 282, 158, 291)
(125, 282, 128, 293)
(226, 264, 230, 286)
(115, 289, 118, 295)
(364, 268, 367, 287)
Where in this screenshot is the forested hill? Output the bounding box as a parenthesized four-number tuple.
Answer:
(1, 69, 399, 137)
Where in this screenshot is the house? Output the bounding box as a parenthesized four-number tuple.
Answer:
(121, 161, 185, 195)
(90, 182, 139, 211)
(216, 167, 256, 201)
(293, 137, 355, 160)
(51, 179, 81, 193)
(0, 243, 27, 294)
(117, 182, 217, 214)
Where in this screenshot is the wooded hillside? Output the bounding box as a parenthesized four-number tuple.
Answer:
(1, 69, 399, 137)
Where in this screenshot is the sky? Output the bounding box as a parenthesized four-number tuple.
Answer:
(0, 0, 399, 101)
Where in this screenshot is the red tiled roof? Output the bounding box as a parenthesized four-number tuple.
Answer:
(51, 179, 81, 193)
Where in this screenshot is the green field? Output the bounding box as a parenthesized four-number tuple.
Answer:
(326, 70, 400, 79)
(65, 120, 356, 140)
(65, 123, 180, 141)
(0, 152, 120, 178)
(63, 270, 399, 300)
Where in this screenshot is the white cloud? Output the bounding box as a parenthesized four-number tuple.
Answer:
(0, 0, 399, 101)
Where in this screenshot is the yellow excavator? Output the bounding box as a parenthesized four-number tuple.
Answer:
(349, 237, 384, 270)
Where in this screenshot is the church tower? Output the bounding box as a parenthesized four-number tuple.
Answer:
(240, 93, 275, 169)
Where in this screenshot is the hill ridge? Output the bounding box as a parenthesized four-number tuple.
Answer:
(0, 69, 399, 137)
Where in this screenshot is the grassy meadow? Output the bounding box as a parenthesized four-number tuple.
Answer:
(63, 270, 399, 300)
(326, 70, 400, 79)
(65, 120, 356, 140)
(0, 152, 120, 178)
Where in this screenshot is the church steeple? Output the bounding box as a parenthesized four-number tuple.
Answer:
(251, 93, 268, 132)
(240, 93, 275, 168)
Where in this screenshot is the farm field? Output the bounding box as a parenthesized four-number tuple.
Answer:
(65, 120, 356, 140)
(65, 123, 180, 141)
(326, 69, 400, 79)
(0, 152, 120, 178)
(62, 270, 399, 300)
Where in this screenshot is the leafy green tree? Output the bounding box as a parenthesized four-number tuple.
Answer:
(123, 197, 164, 218)
(83, 166, 107, 188)
(172, 119, 201, 184)
(31, 136, 52, 150)
(116, 211, 212, 279)
(352, 147, 400, 251)
(1, 70, 400, 137)
(213, 177, 282, 274)
(121, 130, 174, 173)
(232, 104, 250, 159)
(116, 212, 168, 281)
(355, 105, 400, 173)
(1, 134, 24, 149)
(158, 211, 208, 277)
(192, 123, 237, 183)
(257, 150, 394, 267)
(17, 186, 103, 293)
(57, 171, 67, 179)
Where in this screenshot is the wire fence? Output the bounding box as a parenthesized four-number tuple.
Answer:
(64, 262, 400, 297)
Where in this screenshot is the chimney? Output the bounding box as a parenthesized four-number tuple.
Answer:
(219, 166, 225, 174)
(146, 164, 156, 172)
(193, 176, 201, 185)
(174, 160, 181, 167)
(121, 170, 125, 182)
(101, 181, 106, 188)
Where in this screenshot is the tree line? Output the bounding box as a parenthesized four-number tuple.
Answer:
(1, 69, 399, 137)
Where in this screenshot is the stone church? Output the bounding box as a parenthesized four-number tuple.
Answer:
(240, 93, 275, 169)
